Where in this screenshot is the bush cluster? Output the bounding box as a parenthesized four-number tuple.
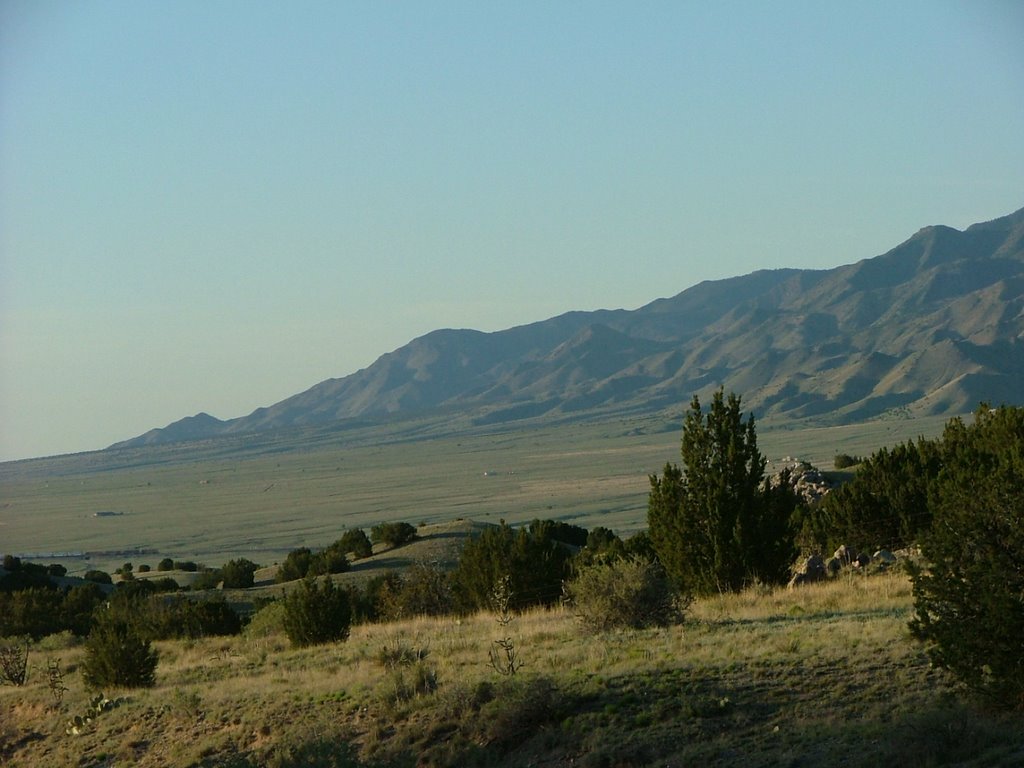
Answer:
(370, 522, 418, 548)
(275, 541, 351, 584)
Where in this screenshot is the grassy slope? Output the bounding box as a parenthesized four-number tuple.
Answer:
(3, 570, 1022, 767)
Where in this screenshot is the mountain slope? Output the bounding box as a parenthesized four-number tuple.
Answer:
(112, 207, 1024, 449)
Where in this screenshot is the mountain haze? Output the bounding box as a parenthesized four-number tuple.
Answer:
(114, 208, 1024, 449)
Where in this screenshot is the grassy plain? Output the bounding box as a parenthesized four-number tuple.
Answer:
(0, 413, 954, 575)
(3, 568, 1022, 767)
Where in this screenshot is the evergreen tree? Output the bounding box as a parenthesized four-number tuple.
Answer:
(452, 522, 571, 611)
(910, 405, 1024, 709)
(648, 390, 796, 595)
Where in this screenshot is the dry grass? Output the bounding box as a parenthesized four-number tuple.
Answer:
(3, 569, 1022, 767)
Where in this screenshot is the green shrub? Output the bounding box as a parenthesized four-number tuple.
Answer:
(191, 568, 222, 590)
(0, 588, 65, 640)
(221, 558, 260, 588)
(809, 438, 941, 554)
(282, 578, 352, 648)
(276, 548, 314, 583)
(910, 405, 1024, 710)
(376, 562, 454, 621)
(833, 453, 863, 469)
(83, 570, 112, 585)
(308, 547, 349, 577)
(564, 556, 683, 632)
(245, 600, 286, 640)
(648, 390, 797, 595)
(370, 521, 418, 548)
(336, 529, 373, 560)
(82, 615, 157, 689)
(157, 558, 174, 572)
(452, 522, 571, 611)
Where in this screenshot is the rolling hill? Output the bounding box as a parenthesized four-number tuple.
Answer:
(114, 207, 1024, 449)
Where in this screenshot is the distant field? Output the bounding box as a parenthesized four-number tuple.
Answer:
(0, 412, 955, 575)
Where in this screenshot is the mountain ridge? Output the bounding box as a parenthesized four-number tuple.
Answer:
(112, 207, 1024, 449)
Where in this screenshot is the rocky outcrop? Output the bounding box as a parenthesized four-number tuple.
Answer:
(788, 545, 904, 588)
(769, 459, 833, 505)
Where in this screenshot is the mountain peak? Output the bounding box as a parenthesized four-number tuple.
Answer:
(112, 207, 1024, 449)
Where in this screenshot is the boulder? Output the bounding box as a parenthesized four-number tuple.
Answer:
(873, 549, 897, 567)
(833, 544, 858, 566)
(788, 554, 827, 589)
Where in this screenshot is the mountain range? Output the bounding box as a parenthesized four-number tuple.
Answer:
(113, 207, 1024, 449)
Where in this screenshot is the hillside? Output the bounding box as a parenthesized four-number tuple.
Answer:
(113, 207, 1024, 450)
(4, 572, 1023, 767)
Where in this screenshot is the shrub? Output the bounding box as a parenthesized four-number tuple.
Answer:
(169, 599, 243, 639)
(82, 615, 158, 689)
(244, 600, 286, 640)
(809, 438, 941, 554)
(282, 578, 352, 648)
(0, 639, 30, 686)
(833, 453, 863, 469)
(909, 405, 1024, 710)
(376, 562, 454, 621)
(136, 564, 151, 573)
(157, 558, 174, 571)
(191, 569, 222, 590)
(452, 522, 572, 611)
(83, 570, 112, 585)
(0, 588, 65, 639)
(60, 583, 107, 636)
(2, 555, 21, 571)
(221, 558, 260, 588)
(564, 556, 683, 632)
(337, 529, 373, 560)
(174, 560, 199, 572)
(276, 548, 314, 583)
(529, 519, 589, 547)
(308, 546, 349, 577)
(370, 522, 418, 548)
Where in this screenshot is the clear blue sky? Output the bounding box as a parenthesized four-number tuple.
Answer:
(1, 1, 1022, 461)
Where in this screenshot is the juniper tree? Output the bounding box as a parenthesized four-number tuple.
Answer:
(648, 390, 796, 595)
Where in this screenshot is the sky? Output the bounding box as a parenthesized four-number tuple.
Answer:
(1, 1, 1023, 462)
